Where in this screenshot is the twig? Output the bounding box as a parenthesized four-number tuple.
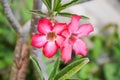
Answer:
(1, 0, 22, 34)
(1, 0, 30, 80)
(1, 0, 47, 80)
(9, 37, 29, 80)
(30, 0, 48, 80)
(9, 37, 23, 80)
(17, 44, 29, 80)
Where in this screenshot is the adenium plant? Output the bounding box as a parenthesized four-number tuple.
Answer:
(31, 18, 67, 58)
(61, 15, 94, 63)
(30, 0, 94, 80)
(31, 15, 93, 63)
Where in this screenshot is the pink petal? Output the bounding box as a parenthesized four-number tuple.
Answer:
(55, 35, 65, 47)
(68, 15, 81, 33)
(53, 23, 67, 34)
(43, 42, 58, 58)
(31, 34, 47, 48)
(73, 39, 88, 56)
(37, 18, 52, 34)
(77, 24, 94, 37)
(61, 29, 70, 38)
(61, 41, 72, 63)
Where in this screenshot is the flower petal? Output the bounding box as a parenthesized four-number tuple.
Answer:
(68, 15, 81, 33)
(53, 23, 67, 34)
(61, 41, 72, 63)
(56, 35, 65, 47)
(43, 42, 58, 58)
(73, 39, 88, 56)
(61, 29, 70, 38)
(31, 34, 47, 48)
(37, 18, 52, 34)
(77, 24, 94, 37)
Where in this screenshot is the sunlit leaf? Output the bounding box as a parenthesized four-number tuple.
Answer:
(104, 63, 119, 80)
(48, 57, 60, 80)
(54, 58, 89, 80)
(113, 46, 120, 58)
(92, 37, 102, 59)
(30, 56, 44, 80)
(66, 79, 80, 80)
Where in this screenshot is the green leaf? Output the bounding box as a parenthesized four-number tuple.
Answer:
(53, 0, 62, 11)
(42, 0, 52, 11)
(113, 46, 120, 58)
(81, 15, 89, 19)
(30, 56, 44, 80)
(58, 0, 85, 11)
(29, 10, 47, 17)
(57, 12, 73, 17)
(66, 79, 80, 80)
(58, 12, 89, 19)
(46, 0, 52, 9)
(0, 60, 7, 69)
(92, 37, 102, 59)
(48, 57, 60, 80)
(103, 63, 119, 80)
(54, 58, 89, 80)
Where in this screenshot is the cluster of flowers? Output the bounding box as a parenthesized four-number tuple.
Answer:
(31, 15, 94, 63)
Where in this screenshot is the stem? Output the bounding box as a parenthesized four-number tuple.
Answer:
(1, 0, 22, 34)
(30, 0, 48, 80)
(9, 37, 23, 80)
(1, 0, 30, 80)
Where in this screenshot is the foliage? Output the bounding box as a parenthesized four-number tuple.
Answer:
(30, 0, 89, 19)
(0, 0, 120, 80)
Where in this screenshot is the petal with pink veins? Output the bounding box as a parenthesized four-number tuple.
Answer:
(61, 41, 72, 63)
(61, 29, 70, 38)
(77, 24, 94, 37)
(37, 18, 52, 34)
(68, 15, 81, 33)
(73, 39, 88, 56)
(56, 35, 65, 47)
(43, 42, 58, 58)
(31, 34, 47, 48)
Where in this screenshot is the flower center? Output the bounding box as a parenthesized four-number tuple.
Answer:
(69, 33, 77, 44)
(46, 32, 57, 41)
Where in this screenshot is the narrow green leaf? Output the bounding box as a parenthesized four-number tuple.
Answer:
(30, 56, 44, 80)
(58, 0, 85, 11)
(42, 0, 52, 11)
(58, 12, 89, 19)
(48, 57, 60, 80)
(81, 15, 89, 19)
(57, 12, 73, 17)
(29, 10, 47, 17)
(46, 0, 52, 9)
(53, 0, 62, 11)
(54, 58, 89, 80)
(66, 79, 80, 80)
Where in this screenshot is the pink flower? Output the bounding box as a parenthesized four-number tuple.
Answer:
(61, 15, 94, 63)
(31, 18, 67, 58)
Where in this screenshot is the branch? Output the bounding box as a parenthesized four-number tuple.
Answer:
(9, 37, 23, 80)
(1, 0, 22, 34)
(17, 44, 29, 80)
(9, 37, 29, 80)
(1, 0, 30, 80)
(30, 0, 48, 80)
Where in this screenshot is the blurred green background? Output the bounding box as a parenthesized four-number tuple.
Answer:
(0, 0, 120, 80)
